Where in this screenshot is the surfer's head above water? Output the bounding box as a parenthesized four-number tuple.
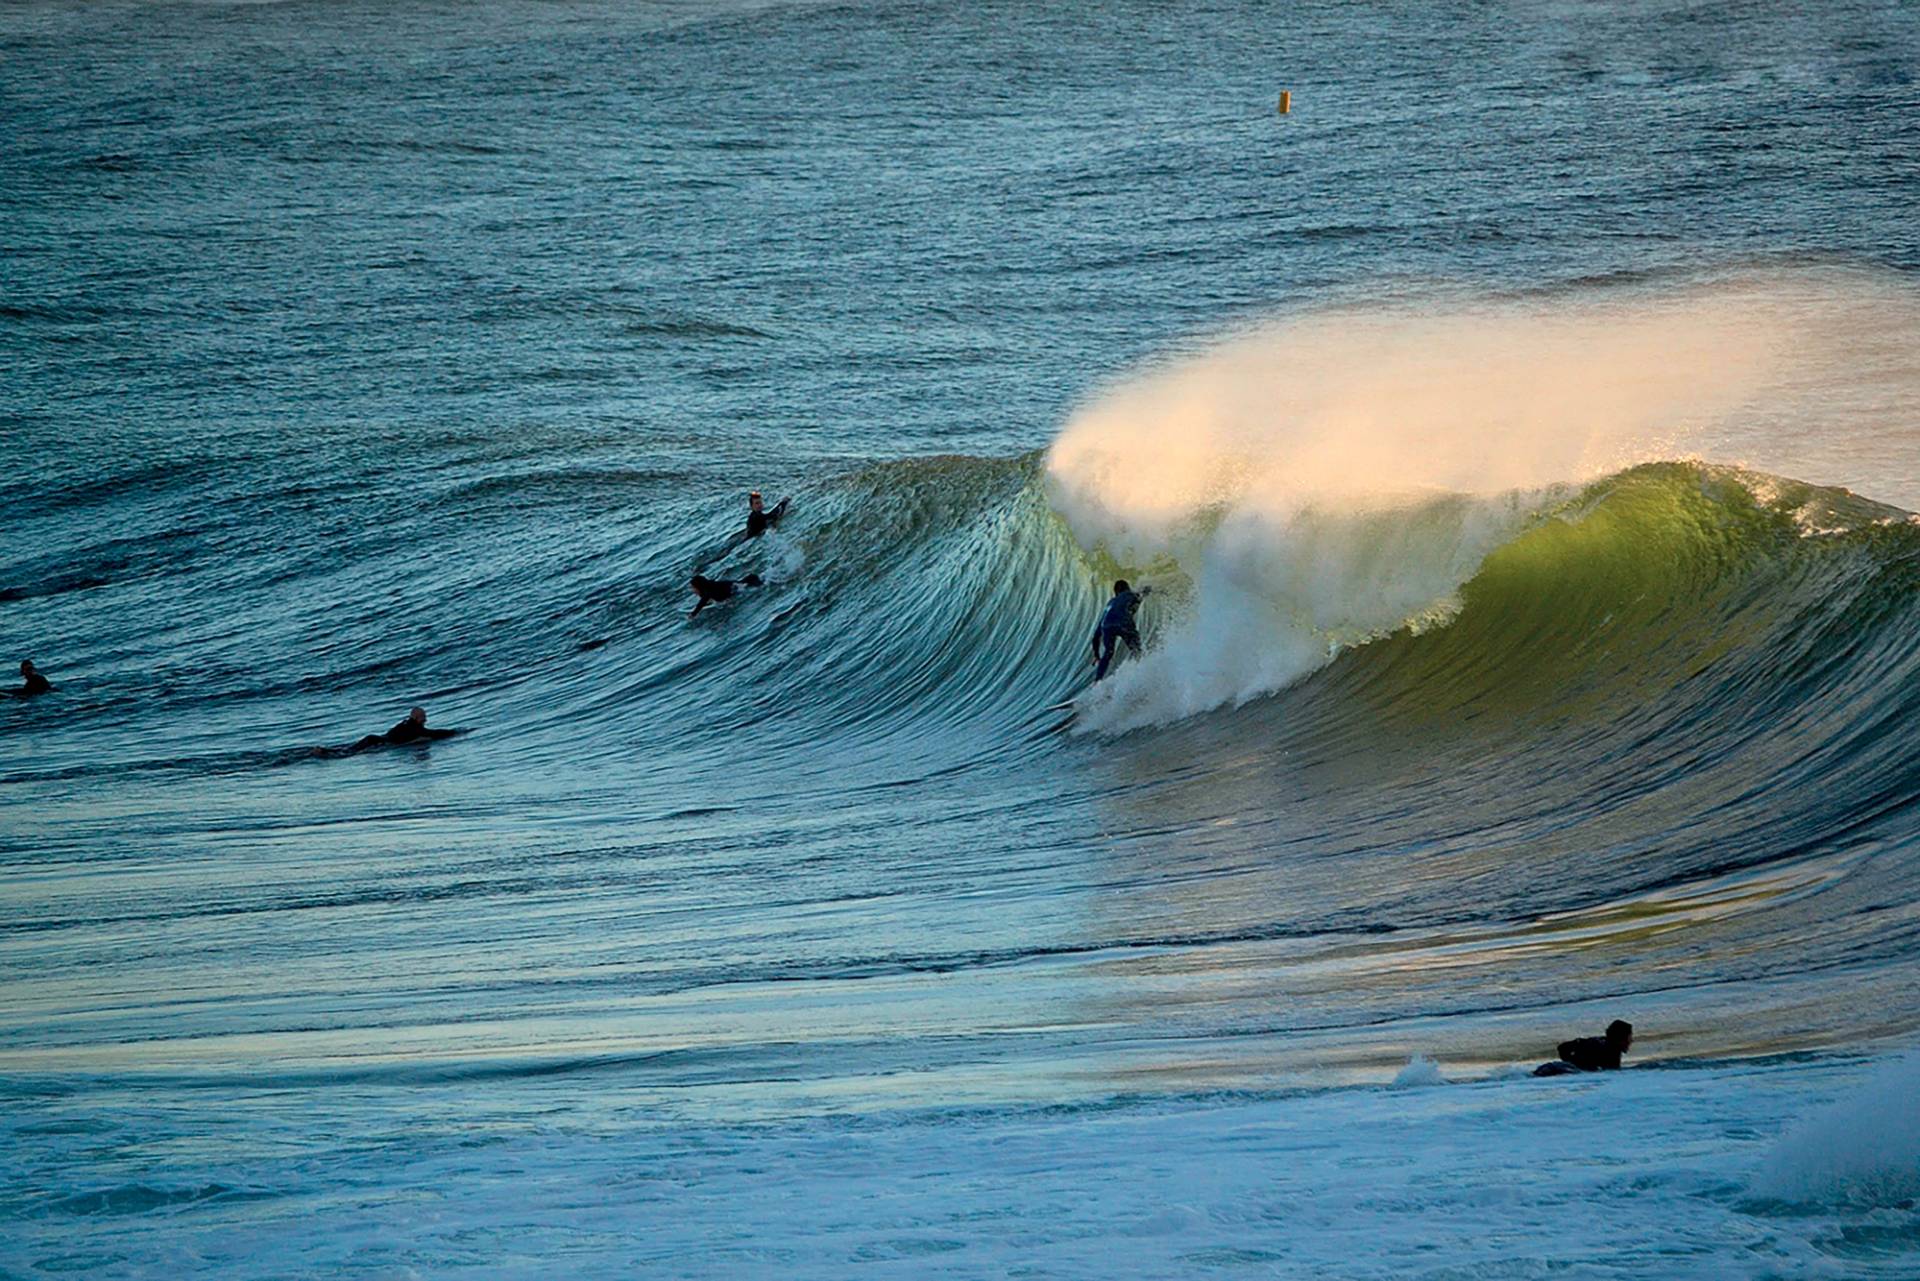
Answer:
(383, 706, 436, 741)
(351, 704, 455, 751)
(1532, 1018, 1635, 1076)
(1113, 579, 1129, 595)
(742, 490, 790, 539)
(385, 706, 458, 743)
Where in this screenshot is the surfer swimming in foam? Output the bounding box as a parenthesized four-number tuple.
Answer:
(1090, 580, 1152, 681)
(689, 573, 762, 618)
(1532, 1019, 1633, 1077)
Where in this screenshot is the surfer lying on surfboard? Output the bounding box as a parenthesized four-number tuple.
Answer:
(1532, 1019, 1633, 1076)
(689, 573, 762, 618)
(351, 705, 461, 751)
(1090, 580, 1152, 680)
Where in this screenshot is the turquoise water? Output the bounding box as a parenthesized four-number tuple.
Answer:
(4, 0, 1920, 1275)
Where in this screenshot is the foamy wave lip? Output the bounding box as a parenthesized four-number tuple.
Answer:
(1047, 285, 1809, 730)
(1066, 492, 1531, 733)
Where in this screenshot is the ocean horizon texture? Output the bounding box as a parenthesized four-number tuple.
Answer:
(5, 0, 1920, 1276)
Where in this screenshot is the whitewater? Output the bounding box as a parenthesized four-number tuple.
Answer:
(5, 0, 1920, 1276)
(1054, 277, 1920, 730)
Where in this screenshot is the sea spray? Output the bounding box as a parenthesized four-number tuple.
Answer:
(1753, 1054, 1920, 1207)
(1391, 1055, 1447, 1088)
(1048, 285, 1811, 730)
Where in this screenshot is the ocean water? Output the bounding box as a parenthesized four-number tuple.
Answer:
(5, 0, 1920, 1276)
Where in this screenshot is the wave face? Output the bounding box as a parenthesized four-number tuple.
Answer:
(7, 277, 1920, 1089)
(7, 270, 1920, 1104)
(1046, 280, 1920, 730)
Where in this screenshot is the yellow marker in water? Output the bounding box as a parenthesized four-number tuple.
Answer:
(1277, 91, 1291, 115)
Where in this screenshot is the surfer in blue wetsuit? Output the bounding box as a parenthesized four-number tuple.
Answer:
(1090, 580, 1152, 681)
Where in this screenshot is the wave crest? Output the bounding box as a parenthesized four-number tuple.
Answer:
(1043, 281, 1911, 730)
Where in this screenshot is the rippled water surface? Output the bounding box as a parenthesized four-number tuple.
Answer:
(4, 0, 1920, 1275)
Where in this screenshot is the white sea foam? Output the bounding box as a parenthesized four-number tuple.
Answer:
(763, 530, 807, 580)
(1391, 1054, 1447, 1088)
(10, 1054, 1909, 1279)
(1046, 281, 1890, 730)
(1753, 1053, 1920, 1206)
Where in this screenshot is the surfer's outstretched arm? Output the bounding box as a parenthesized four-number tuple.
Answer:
(741, 491, 791, 539)
(689, 574, 719, 618)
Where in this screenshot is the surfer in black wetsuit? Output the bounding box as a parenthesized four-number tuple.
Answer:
(744, 491, 789, 538)
(353, 706, 458, 751)
(13, 660, 51, 697)
(1090, 580, 1152, 681)
(689, 572, 762, 618)
(1533, 1019, 1633, 1077)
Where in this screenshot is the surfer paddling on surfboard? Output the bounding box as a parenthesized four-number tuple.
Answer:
(684, 492, 786, 618)
(688, 573, 763, 618)
(743, 490, 789, 538)
(351, 706, 461, 751)
(1090, 580, 1152, 681)
(1532, 1019, 1633, 1077)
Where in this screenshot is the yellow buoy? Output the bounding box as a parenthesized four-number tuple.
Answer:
(1277, 91, 1291, 115)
